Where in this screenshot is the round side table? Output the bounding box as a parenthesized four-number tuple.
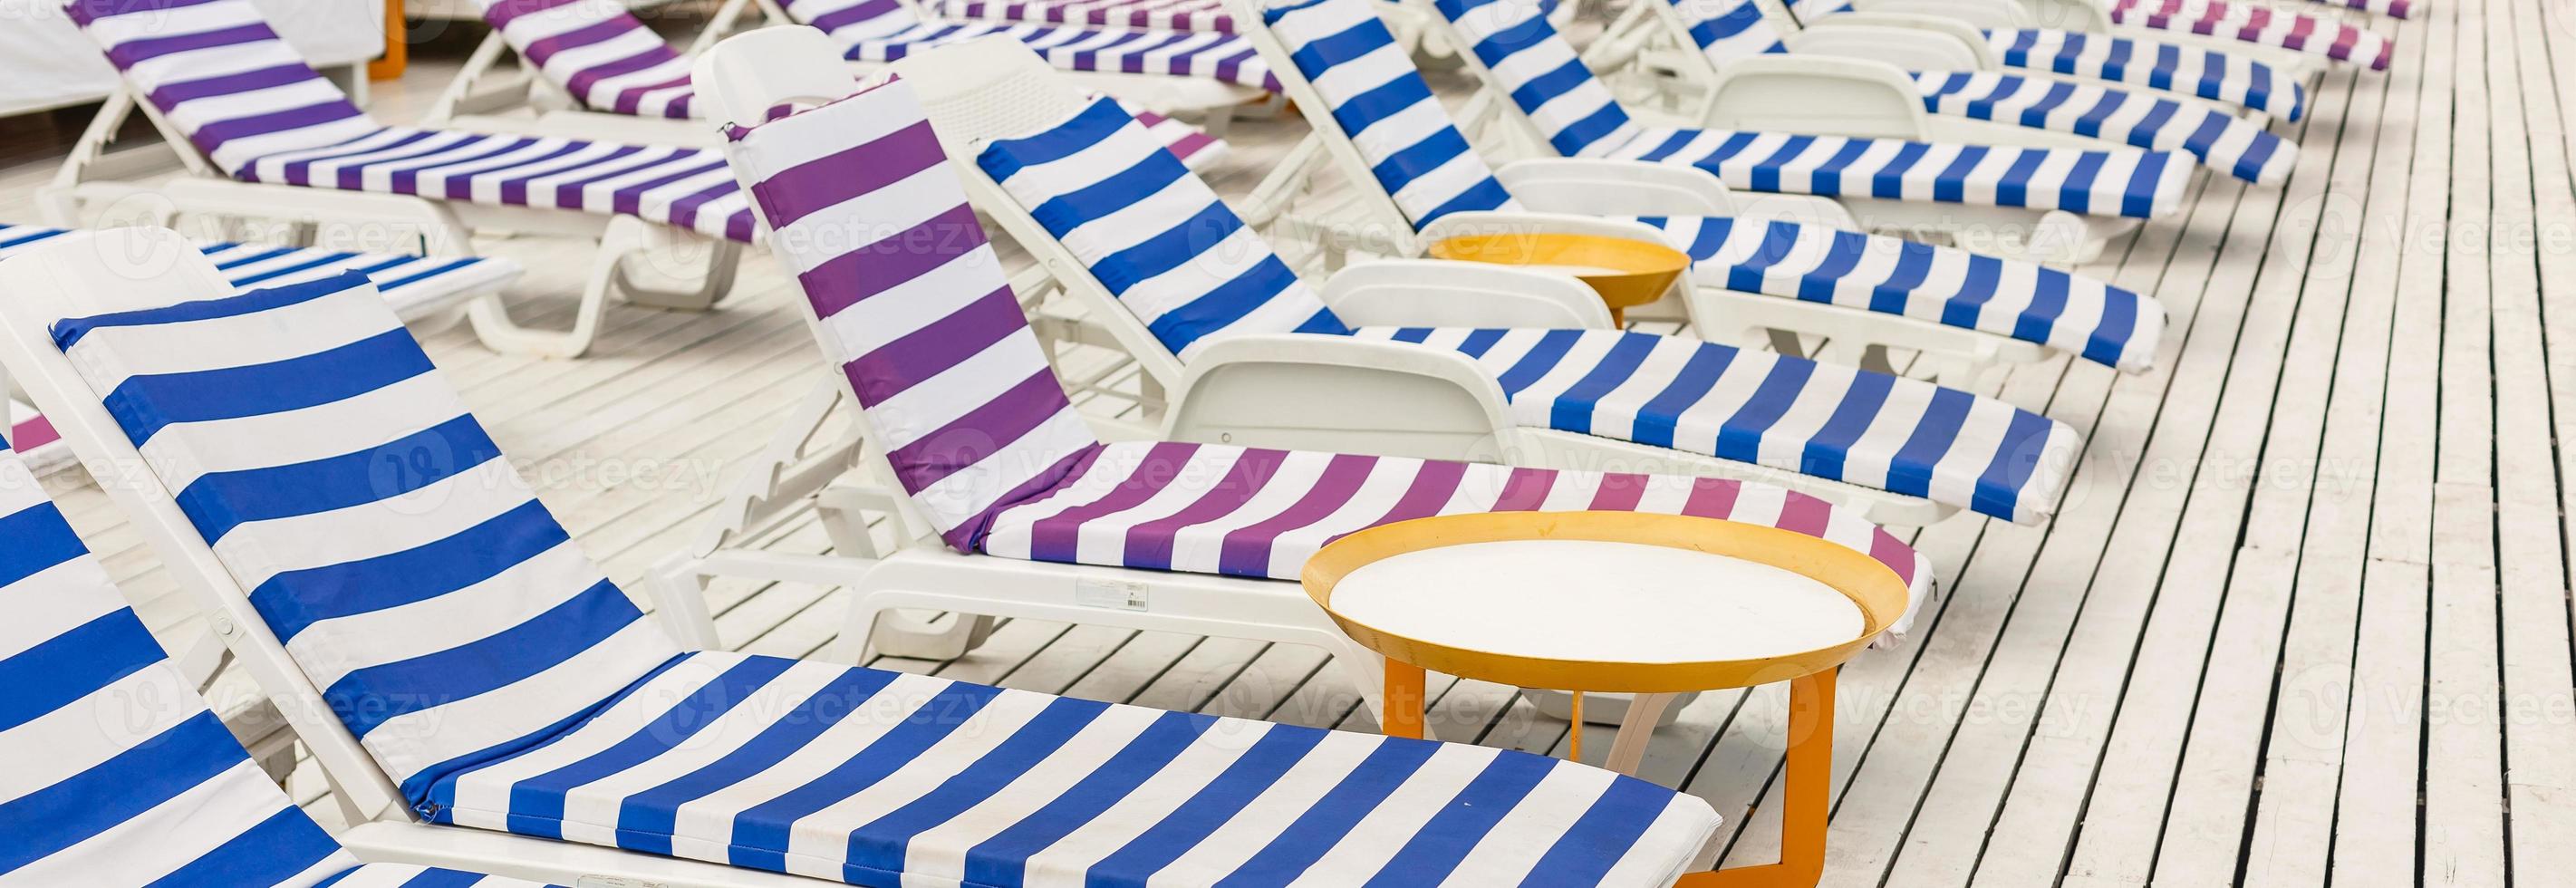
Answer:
(1301, 511, 1913, 888)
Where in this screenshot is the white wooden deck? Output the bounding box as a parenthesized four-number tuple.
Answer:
(5, 0, 2571, 883)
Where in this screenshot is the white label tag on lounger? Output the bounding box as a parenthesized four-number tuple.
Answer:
(576, 877, 673, 888)
(1076, 577, 1152, 611)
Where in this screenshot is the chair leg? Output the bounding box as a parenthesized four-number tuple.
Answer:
(642, 556, 726, 650)
(1676, 668, 1837, 888)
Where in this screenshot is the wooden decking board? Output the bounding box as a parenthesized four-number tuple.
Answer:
(5, 2, 2566, 882)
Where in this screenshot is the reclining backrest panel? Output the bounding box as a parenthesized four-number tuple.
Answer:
(67, 0, 380, 176)
(976, 96, 1352, 359)
(49, 273, 684, 809)
(722, 80, 1104, 551)
(1259, 0, 1521, 227)
(1427, 0, 1645, 159)
(1664, 0, 1794, 60)
(477, 0, 697, 118)
(0, 439, 360, 885)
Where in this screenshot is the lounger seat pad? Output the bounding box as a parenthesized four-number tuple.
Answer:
(2108, 0, 2396, 70)
(1907, 71, 2291, 185)
(232, 127, 759, 244)
(1981, 29, 2305, 121)
(937, 0, 1239, 34)
(0, 223, 521, 321)
(1626, 214, 2159, 372)
(1592, 125, 2189, 219)
(979, 439, 1933, 594)
(1650, 0, 2290, 182)
(428, 650, 1721, 888)
(1357, 330, 2072, 523)
(1426, 0, 2190, 219)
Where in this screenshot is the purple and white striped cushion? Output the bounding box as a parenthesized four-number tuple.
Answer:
(726, 81, 1104, 548)
(66, 0, 381, 175)
(2109, 0, 2395, 71)
(982, 442, 1935, 599)
(721, 78, 1937, 594)
(937, 0, 1239, 32)
(779, 0, 1280, 91)
(69, 0, 762, 243)
(477, 0, 697, 119)
(233, 128, 758, 243)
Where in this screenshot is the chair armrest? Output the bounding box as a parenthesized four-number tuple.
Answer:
(1492, 157, 1738, 217)
(1698, 55, 1935, 140)
(1163, 333, 1524, 463)
(1787, 17, 2000, 71)
(1321, 258, 1616, 329)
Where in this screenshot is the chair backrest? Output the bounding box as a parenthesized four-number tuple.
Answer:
(1254, 0, 1521, 228)
(720, 79, 1106, 551)
(44, 266, 684, 809)
(977, 96, 1353, 360)
(774, 0, 928, 41)
(0, 439, 360, 885)
(476, 0, 698, 118)
(66, 0, 380, 176)
(1423, 0, 1646, 159)
(1663, 0, 1795, 61)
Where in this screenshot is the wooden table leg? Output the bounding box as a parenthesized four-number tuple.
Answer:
(1381, 658, 1427, 740)
(369, 0, 407, 81)
(1677, 667, 1837, 888)
(1601, 691, 1679, 776)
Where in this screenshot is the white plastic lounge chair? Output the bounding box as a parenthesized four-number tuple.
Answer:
(835, 34, 2093, 529)
(0, 228, 1737, 887)
(0, 221, 522, 474)
(1809, 0, 2395, 74)
(0, 438, 575, 888)
(648, 67, 1933, 715)
(429, 0, 1231, 168)
(1587, 0, 2298, 185)
(1616, 0, 2310, 122)
(1234, 0, 2163, 383)
(1413, 0, 2195, 265)
(50, 0, 758, 359)
(702, 0, 1278, 116)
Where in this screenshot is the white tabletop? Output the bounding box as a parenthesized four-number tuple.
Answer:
(1330, 539, 1866, 663)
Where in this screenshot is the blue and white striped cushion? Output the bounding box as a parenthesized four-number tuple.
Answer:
(1355, 328, 2077, 522)
(0, 223, 521, 322)
(70, 0, 761, 244)
(1262, 0, 1520, 225)
(477, 0, 697, 119)
(1433, 0, 2191, 219)
(779, 0, 1280, 91)
(979, 97, 1352, 359)
(1659, 0, 2292, 185)
(1259, 0, 2161, 372)
(725, 84, 1109, 551)
(1623, 215, 2158, 372)
(1983, 29, 2305, 121)
(1779, 0, 2308, 120)
(0, 438, 558, 888)
(53, 274, 689, 808)
(430, 649, 1722, 886)
(974, 94, 2080, 521)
